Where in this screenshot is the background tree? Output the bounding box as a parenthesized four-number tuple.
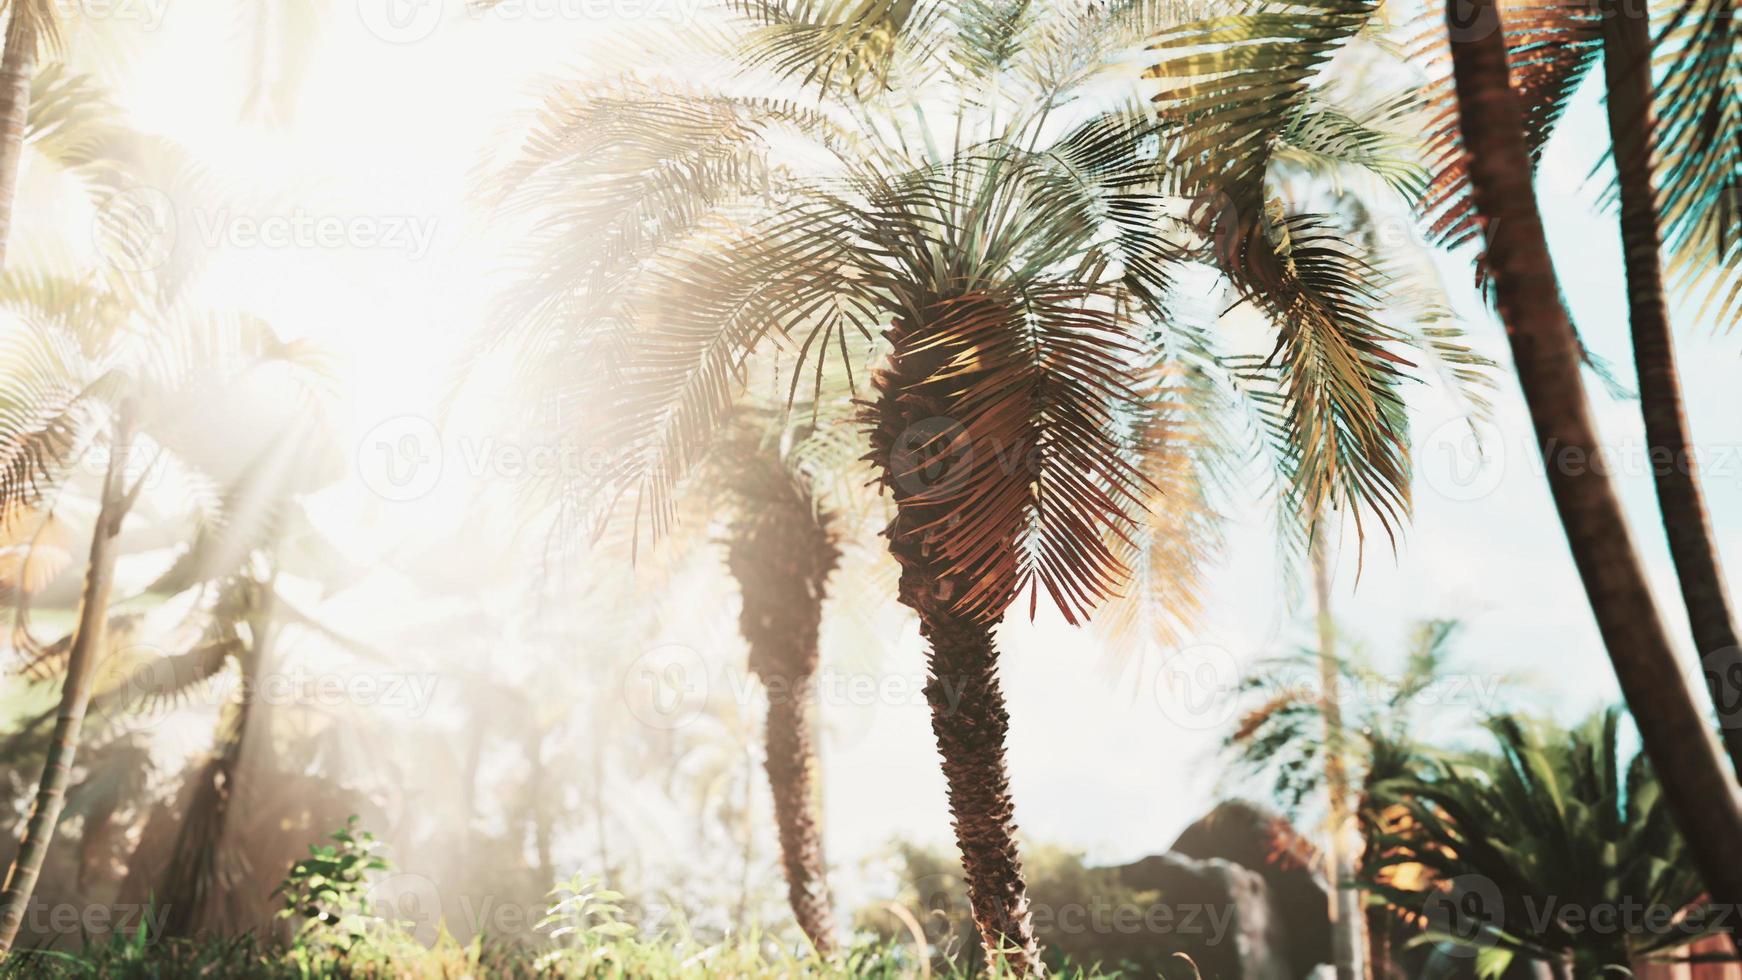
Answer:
(480, 0, 1490, 968)
(1439, 0, 1742, 911)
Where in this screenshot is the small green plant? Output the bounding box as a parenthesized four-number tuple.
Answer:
(534, 874, 637, 970)
(272, 816, 392, 952)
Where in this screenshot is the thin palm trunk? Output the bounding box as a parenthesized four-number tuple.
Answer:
(0, 410, 136, 952)
(726, 502, 840, 954)
(1313, 530, 1362, 980)
(1444, 0, 1742, 909)
(1601, 0, 1742, 782)
(0, 5, 37, 267)
(157, 583, 276, 938)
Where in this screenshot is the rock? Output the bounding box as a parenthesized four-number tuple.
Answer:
(1107, 852, 1291, 980)
(1170, 799, 1334, 978)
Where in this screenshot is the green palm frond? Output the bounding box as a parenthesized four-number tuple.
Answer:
(728, 0, 944, 99)
(1653, 0, 1741, 329)
(1145, 0, 1432, 543)
(1366, 709, 1715, 968)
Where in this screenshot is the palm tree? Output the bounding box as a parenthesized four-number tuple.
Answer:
(1226, 618, 1493, 978)
(1365, 709, 1721, 976)
(1602, 0, 1742, 781)
(711, 411, 854, 952)
(484, 1, 1480, 968)
(1413, 0, 1742, 778)
(0, 271, 328, 949)
(0, 0, 50, 266)
(1436, 0, 1742, 910)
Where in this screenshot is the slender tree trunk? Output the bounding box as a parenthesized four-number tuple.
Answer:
(920, 606, 1044, 975)
(1445, 0, 1742, 910)
(726, 492, 840, 954)
(1313, 529, 1363, 980)
(158, 581, 276, 938)
(0, 4, 38, 267)
(1601, 0, 1742, 782)
(0, 410, 136, 952)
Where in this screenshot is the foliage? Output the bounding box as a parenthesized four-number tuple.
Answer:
(272, 817, 393, 952)
(0, 918, 1121, 978)
(1223, 618, 1492, 820)
(484, 0, 1484, 631)
(1363, 709, 1722, 976)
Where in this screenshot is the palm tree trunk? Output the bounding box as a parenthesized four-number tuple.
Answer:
(1444, 0, 1742, 909)
(919, 606, 1044, 975)
(0, 409, 136, 952)
(1313, 529, 1363, 980)
(0, 4, 38, 268)
(872, 310, 1045, 975)
(157, 582, 276, 938)
(1601, 0, 1742, 782)
(727, 504, 840, 954)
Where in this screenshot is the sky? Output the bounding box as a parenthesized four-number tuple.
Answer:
(23, 0, 1742, 907)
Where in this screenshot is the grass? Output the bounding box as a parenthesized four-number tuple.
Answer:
(0, 929, 1142, 978)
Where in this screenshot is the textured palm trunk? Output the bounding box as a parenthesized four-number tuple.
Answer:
(918, 604, 1044, 974)
(0, 411, 135, 952)
(1445, 0, 1742, 909)
(0, 6, 37, 268)
(1313, 531, 1362, 980)
(1601, 0, 1742, 782)
(871, 310, 1045, 975)
(726, 498, 840, 954)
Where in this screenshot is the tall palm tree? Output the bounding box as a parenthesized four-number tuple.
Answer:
(1437, 0, 1742, 909)
(1226, 618, 1492, 978)
(483, 0, 1478, 967)
(1603, 0, 1742, 780)
(711, 412, 854, 952)
(0, 0, 51, 267)
(0, 272, 328, 949)
(1365, 709, 1720, 976)
(1412, 0, 1742, 777)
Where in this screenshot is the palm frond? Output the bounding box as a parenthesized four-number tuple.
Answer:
(1653, 0, 1742, 330)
